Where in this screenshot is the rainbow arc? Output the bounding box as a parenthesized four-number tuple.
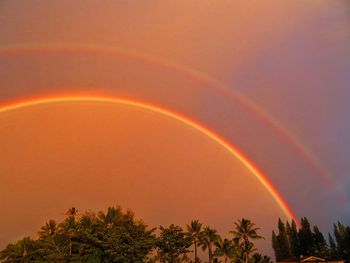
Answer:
(0, 42, 342, 204)
(0, 95, 298, 222)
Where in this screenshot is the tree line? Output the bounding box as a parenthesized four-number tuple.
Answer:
(272, 217, 350, 262)
(0, 206, 270, 263)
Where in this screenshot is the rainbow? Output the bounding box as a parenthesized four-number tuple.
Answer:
(0, 95, 297, 222)
(0, 42, 343, 204)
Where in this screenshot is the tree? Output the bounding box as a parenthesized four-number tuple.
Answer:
(272, 230, 282, 262)
(334, 222, 350, 260)
(328, 233, 337, 259)
(0, 206, 156, 262)
(232, 237, 245, 263)
(241, 241, 258, 263)
(199, 226, 221, 263)
(186, 220, 203, 263)
(97, 206, 123, 229)
(37, 219, 66, 262)
(74, 211, 103, 262)
(39, 219, 58, 238)
(156, 224, 191, 262)
(230, 218, 264, 263)
(299, 217, 315, 256)
(272, 218, 291, 261)
(60, 207, 79, 256)
(313, 226, 328, 257)
(288, 220, 301, 259)
(214, 238, 235, 263)
(95, 206, 156, 262)
(0, 237, 37, 262)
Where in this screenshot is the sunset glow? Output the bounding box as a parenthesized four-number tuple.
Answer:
(0, 96, 296, 222)
(0, 43, 341, 202)
(0, 1, 349, 260)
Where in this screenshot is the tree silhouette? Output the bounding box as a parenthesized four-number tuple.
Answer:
(199, 226, 221, 263)
(230, 218, 264, 263)
(186, 219, 203, 263)
(214, 238, 235, 263)
(156, 224, 191, 262)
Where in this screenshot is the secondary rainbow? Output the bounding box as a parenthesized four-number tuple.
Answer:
(0, 42, 343, 204)
(0, 95, 297, 222)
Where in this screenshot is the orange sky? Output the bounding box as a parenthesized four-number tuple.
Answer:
(0, 101, 287, 253)
(0, 0, 349, 257)
(0, 1, 326, 79)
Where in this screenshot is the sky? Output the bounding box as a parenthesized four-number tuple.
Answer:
(0, 0, 349, 256)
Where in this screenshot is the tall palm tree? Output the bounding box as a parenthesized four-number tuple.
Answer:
(186, 220, 203, 263)
(230, 218, 264, 263)
(241, 241, 257, 263)
(214, 238, 235, 263)
(60, 207, 79, 256)
(199, 226, 220, 263)
(38, 220, 66, 260)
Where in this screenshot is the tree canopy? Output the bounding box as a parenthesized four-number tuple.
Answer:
(0, 206, 270, 263)
(272, 218, 350, 262)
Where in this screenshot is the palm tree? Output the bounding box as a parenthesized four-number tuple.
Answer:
(230, 218, 264, 263)
(66, 207, 78, 218)
(39, 220, 58, 239)
(199, 226, 221, 263)
(186, 220, 203, 263)
(97, 206, 123, 229)
(37, 219, 67, 261)
(60, 207, 79, 256)
(242, 241, 257, 263)
(214, 238, 235, 263)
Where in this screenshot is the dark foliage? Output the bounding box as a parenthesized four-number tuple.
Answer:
(0, 206, 271, 263)
(272, 218, 350, 262)
(0, 206, 156, 263)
